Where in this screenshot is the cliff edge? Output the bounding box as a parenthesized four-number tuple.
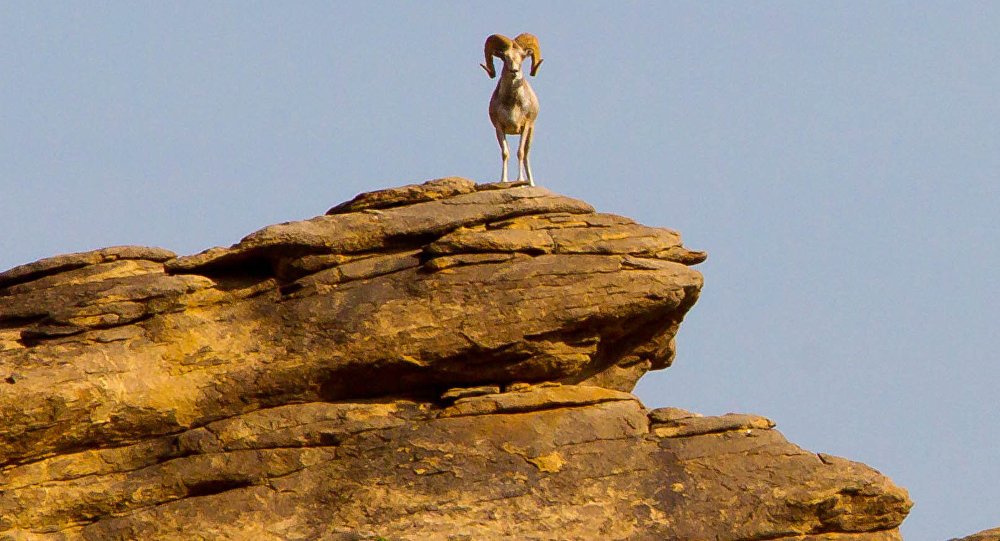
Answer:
(0, 178, 910, 540)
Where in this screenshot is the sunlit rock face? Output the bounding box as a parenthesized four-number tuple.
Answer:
(950, 527, 1000, 541)
(0, 178, 910, 540)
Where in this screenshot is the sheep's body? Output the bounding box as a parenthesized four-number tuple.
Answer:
(490, 80, 538, 137)
(481, 34, 543, 186)
(489, 73, 538, 184)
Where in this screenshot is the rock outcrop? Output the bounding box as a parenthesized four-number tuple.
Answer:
(0, 178, 911, 540)
(951, 528, 1000, 541)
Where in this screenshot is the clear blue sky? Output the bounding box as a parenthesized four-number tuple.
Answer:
(2, 3, 998, 539)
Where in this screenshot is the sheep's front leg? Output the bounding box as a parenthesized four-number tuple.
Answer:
(521, 126, 534, 186)
(496, 126, 510, 183)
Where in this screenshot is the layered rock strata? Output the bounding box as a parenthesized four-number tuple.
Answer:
(0, 178, 911, 539)
(1, 383, 911, 540)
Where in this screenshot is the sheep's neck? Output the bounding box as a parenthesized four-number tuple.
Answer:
(498, 72, 530, 106)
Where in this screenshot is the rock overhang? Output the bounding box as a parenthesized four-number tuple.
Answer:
(0, 177, 705, 466)
(0, 177, 916, 539)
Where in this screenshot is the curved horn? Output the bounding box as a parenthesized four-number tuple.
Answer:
(514, 33, 543, 76)
(481, 34, 513, 79)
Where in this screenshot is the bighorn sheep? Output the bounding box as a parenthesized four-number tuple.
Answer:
(481, 33, 543, 186)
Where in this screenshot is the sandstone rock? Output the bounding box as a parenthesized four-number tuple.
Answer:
(951, 527, 1000, 541)
(0, 178, 704, 470)
(0, 384, 911, 540)
(440, 385, 501, 401)
(165, 180, 598, 278)
(0, 177, 913, 539)
(326, 176, 477, 214)
(437, 381, 635, 417)
(0, 245, 176, 290)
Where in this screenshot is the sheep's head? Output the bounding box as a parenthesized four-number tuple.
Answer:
(481, 33, 543, 79)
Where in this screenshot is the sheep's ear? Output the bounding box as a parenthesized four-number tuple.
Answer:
(481, 62, 496, 79)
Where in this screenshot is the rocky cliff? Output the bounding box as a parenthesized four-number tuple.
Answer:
(0, 178, 912, 540)
(952, 528, 1000, 541)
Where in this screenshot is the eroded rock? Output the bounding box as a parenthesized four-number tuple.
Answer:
(0, 245, 176, 290)
(0, 178, 913, 539)
(951, 527, 1000, 541)
(0, 178, 704, 470)
(0, 384, 911, 540)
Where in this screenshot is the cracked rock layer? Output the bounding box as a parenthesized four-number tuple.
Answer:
(0, 384, 911, 540)
(0, 178, 911, 539)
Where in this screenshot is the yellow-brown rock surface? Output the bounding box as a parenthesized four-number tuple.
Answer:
(951, 528, 1000, 541)
(0, 178, 911, 540)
